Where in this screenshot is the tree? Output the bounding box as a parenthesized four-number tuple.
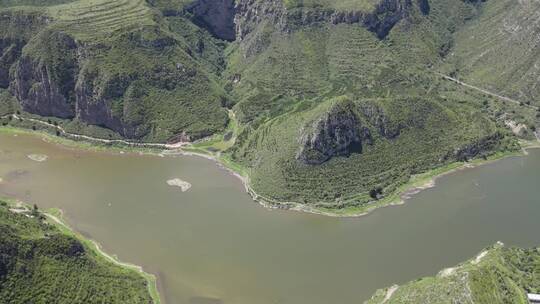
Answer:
(369, 187, 383, 200)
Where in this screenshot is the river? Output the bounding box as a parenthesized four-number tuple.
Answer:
(1, 132, 539, 304)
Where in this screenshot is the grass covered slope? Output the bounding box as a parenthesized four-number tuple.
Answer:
(223, 0, 526, 212)
(0, 0, 229, 142)
(0, 201, 155, 304)
(366, 243, 540, 304)
(1, 0, 539, 214)
(442, 0, 540, 107)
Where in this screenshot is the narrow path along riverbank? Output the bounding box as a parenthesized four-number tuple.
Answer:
(0, 114, 187, 149)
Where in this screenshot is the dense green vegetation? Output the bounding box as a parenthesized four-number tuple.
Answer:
(1, 0, 539, 213)
(366, 243, 540, 304)
(222, 0, 537, 211)
(0, 201, 155, 303)
(1, 0, 229, 142)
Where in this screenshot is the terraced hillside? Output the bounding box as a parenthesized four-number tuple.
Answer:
(47, 0, 157, 41)
(441, 0, 540, 107)
(366, 243, 540, 304)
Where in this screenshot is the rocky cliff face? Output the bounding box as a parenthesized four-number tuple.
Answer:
(0, 11, 50, 89)
(186, 0, 237, 41)
(297, 99, 371, 165)
(9, 31, 77, 119)
(359, 103, 402, 139)
(0, 39, 23, 88)
(451, 132, 505, 161)
(73, 64, 127, 135)
(234, 0, 429, 41)
(2, 5, 230, 141)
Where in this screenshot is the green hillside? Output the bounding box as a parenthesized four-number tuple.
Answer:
(1, 0, 229, 142)
(0, 201, 154, 303)
(441, 0, 540, 107)
(0, 0, 539, 213)
(366, 243, 540, 304)
(222, 0, 535, 212)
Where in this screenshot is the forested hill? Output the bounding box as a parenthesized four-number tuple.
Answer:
(0, 0, 539, 213)
(0, 201, 155, 303)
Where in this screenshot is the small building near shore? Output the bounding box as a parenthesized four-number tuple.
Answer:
(528, 293, 540, 304)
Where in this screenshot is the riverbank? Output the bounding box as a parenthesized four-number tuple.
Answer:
(239, 145, 540, 218)
(2, 125, 539, 218)
(1, 198, 161, 304)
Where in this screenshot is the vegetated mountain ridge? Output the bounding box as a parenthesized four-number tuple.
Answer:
(366, 243, 540, 304)
(1, 0, 230, 142)
(224, 0, 529, 210)
(0, 0, 539, 212)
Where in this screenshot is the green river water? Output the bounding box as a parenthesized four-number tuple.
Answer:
(1, 132, 539, 304)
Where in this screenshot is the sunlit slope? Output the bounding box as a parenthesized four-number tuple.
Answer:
(366, 244, 540, 304)
(47, 0, 156, 41)
(1, 0, 538, 213)
(0, 0, 229, 142)
(0, 202, 154, 303)
(224, 0, 523, 211)
(443, 0, 540, 106)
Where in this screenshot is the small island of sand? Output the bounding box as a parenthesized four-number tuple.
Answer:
(27, 154, 48, 162)
(166, 178, 192, 192)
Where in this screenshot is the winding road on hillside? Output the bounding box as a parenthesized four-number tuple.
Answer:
(437, 73, 539, 111)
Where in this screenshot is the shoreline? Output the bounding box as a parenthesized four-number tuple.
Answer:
(229, 146, 539, 218)
(1, 198, 161, 304)
(44, 208, 162, 304)
(2, 125, 539, 219)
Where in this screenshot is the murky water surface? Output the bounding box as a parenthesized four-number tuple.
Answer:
(1, 132, 539, 304)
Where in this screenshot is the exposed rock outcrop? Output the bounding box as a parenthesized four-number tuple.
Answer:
(0, 39, 23, 88)
(234, 0, 429, 41)
(74, 65, 126, 135)
(417, 0, 430, 15)
(297, 98, 371, 165)
(452, 132, 504, 161)
(9, 31, 78, 118)
(186, 0, 237, 41)
(0, 11, 50, 88)
(359, 103, 402, 139)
